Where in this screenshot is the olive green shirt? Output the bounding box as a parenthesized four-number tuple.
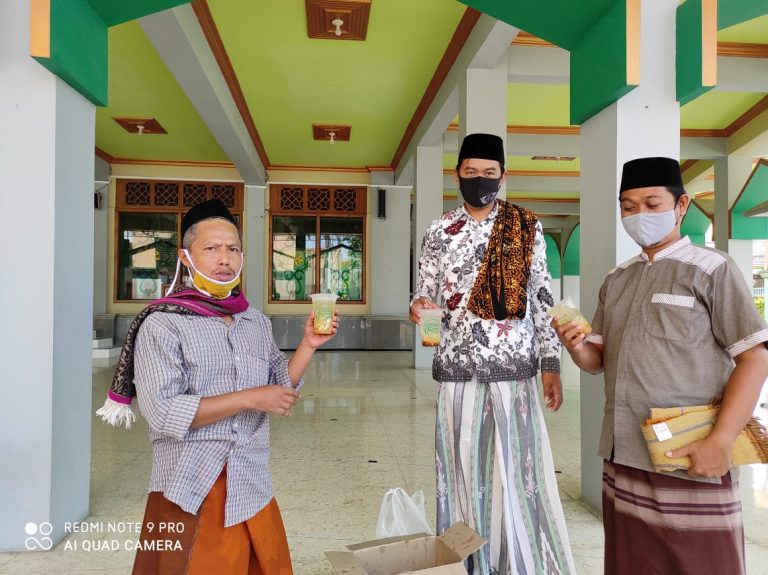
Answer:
(586, 237, 768, 480)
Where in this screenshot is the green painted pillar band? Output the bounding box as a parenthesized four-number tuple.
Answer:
(731, 161, 768, 240)
(545, 234, 562, 279)
(32, 0, 108, 106)
(718, 0, 768, 30)
(676, 0, 716, 107)
(30, 0, 191, 107)
(570, 1, 638, 125)
(85, 0, 192, 26)
(681, 200, 712, 246)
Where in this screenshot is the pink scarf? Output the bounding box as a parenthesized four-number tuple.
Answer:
(95, 288, 249, 427)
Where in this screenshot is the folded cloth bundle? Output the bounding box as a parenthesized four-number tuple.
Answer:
(641, 403, 768, 473)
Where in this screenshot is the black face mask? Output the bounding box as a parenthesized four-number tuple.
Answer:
(458, 176, 502, 208)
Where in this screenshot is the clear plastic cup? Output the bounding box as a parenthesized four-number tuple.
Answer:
(547, 296, 592, 334)
(310, 293, 337, 335)
(420, 308, 442, 347)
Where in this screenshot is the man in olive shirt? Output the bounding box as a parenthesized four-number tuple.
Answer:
(554, 157, 768, 575)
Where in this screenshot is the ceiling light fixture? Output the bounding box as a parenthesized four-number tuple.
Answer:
(113, 117, 167, 135)
(531, 155, 576, 161)
(331, 18, 344, 36)
(313, 124, 351, 143)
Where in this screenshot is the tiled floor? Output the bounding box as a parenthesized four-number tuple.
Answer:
(1, 351, 767, 574)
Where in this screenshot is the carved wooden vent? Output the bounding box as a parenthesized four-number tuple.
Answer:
(334, 188, 357, 212)
(307, 188, 331, 211)
(117, 180, 243, 211)
(280, 187, 305, 211)
(272, 185, 365, 215)
(183, 184, 208, 207)
(125, 182, 151, 206)
(154, 182, 180, 206)
(211, 184, 237, 208)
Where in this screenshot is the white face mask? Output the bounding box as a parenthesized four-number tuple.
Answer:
(621, 209, 677, 247)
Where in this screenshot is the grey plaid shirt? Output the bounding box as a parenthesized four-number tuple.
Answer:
(134, 306, 297, 527)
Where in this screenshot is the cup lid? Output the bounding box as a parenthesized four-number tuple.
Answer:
(310, 293, 338, 300)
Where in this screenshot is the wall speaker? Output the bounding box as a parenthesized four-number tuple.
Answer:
(377, 187, 386, 219)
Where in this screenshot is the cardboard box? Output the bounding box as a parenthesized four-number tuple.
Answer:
(325, 522, 485, 575)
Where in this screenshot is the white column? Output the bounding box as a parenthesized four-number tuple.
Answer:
(459, 52, 508, 196)
(0, 0, 95, 550)
(371, 171, 412, 316)
(562, 276, 581, 308)
(93, 157, 110, 315)
(550, 278, 562, 302)
(728, 240, 754, 290)
(579, 0, 680, 511)
(245, 185, 266, 309)
(560, 275, 581, 389)
(714, 155, 754, 288)
(458, 53, 508, 143)
(413, 144, 444, 369)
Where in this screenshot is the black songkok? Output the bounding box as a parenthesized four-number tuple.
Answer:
(181, 199, 237, 240)
(620, 157, 684, 195)
(457, 133, 506, 169)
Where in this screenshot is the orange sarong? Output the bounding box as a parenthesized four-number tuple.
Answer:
(132, 469, 292, 575)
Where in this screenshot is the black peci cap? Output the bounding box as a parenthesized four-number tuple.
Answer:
(620, 157, 684, 195)
(181, 199, 237, 241)
(457, 133, 506, 169)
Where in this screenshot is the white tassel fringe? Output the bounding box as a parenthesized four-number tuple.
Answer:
(95, 397, 137, 428)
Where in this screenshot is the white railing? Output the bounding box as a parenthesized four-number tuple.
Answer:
(754, 287, 765, 298)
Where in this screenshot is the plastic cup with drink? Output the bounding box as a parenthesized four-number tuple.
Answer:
(420, 308, 442, 347)
(547, 296, 592, 334)
(310, 293, 337, 335)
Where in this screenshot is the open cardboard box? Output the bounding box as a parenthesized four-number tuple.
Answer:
(325, 522, 485, 575)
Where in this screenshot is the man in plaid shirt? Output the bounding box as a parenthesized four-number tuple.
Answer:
(130, 199, 337, 574)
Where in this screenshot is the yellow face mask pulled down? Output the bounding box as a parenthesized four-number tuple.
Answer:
(183, 249, 243, 299)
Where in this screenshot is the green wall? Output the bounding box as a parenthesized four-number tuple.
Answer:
(564, 225, 580, 275)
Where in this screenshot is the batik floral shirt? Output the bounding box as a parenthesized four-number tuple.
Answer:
(412, 201, 561, 383)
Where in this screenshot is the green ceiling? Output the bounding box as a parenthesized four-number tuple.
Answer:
(95, 22, 228, 162)
(507, 84, 572, 126)
(680, 91, 766, 129)
(718, 14, 768, 43)
(455, 83, 763, 134)
(93, 1, 768, 182)
(208, 0, 466, 168)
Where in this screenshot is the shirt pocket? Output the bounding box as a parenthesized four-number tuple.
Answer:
(241, 354, 270, 389)
(644, 291, 695, 341)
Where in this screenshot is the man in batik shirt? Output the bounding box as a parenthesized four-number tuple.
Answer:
(554, 157, 768, 575)
(410, 133, 575, 575)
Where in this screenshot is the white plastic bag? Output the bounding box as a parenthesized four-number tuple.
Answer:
(375, 488, 433, 538)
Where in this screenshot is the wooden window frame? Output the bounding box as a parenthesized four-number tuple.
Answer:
(269, 185, 367, 304)
(114, 179, 243, 304)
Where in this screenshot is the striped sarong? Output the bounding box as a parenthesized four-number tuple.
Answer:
(603, 460, 745, 575)
(435, 377, 575, 575)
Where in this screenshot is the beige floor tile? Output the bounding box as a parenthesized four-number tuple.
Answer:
(10, 352, 768, 573)
(746, 543, 768, 575)
(0, 571, 74, 575)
